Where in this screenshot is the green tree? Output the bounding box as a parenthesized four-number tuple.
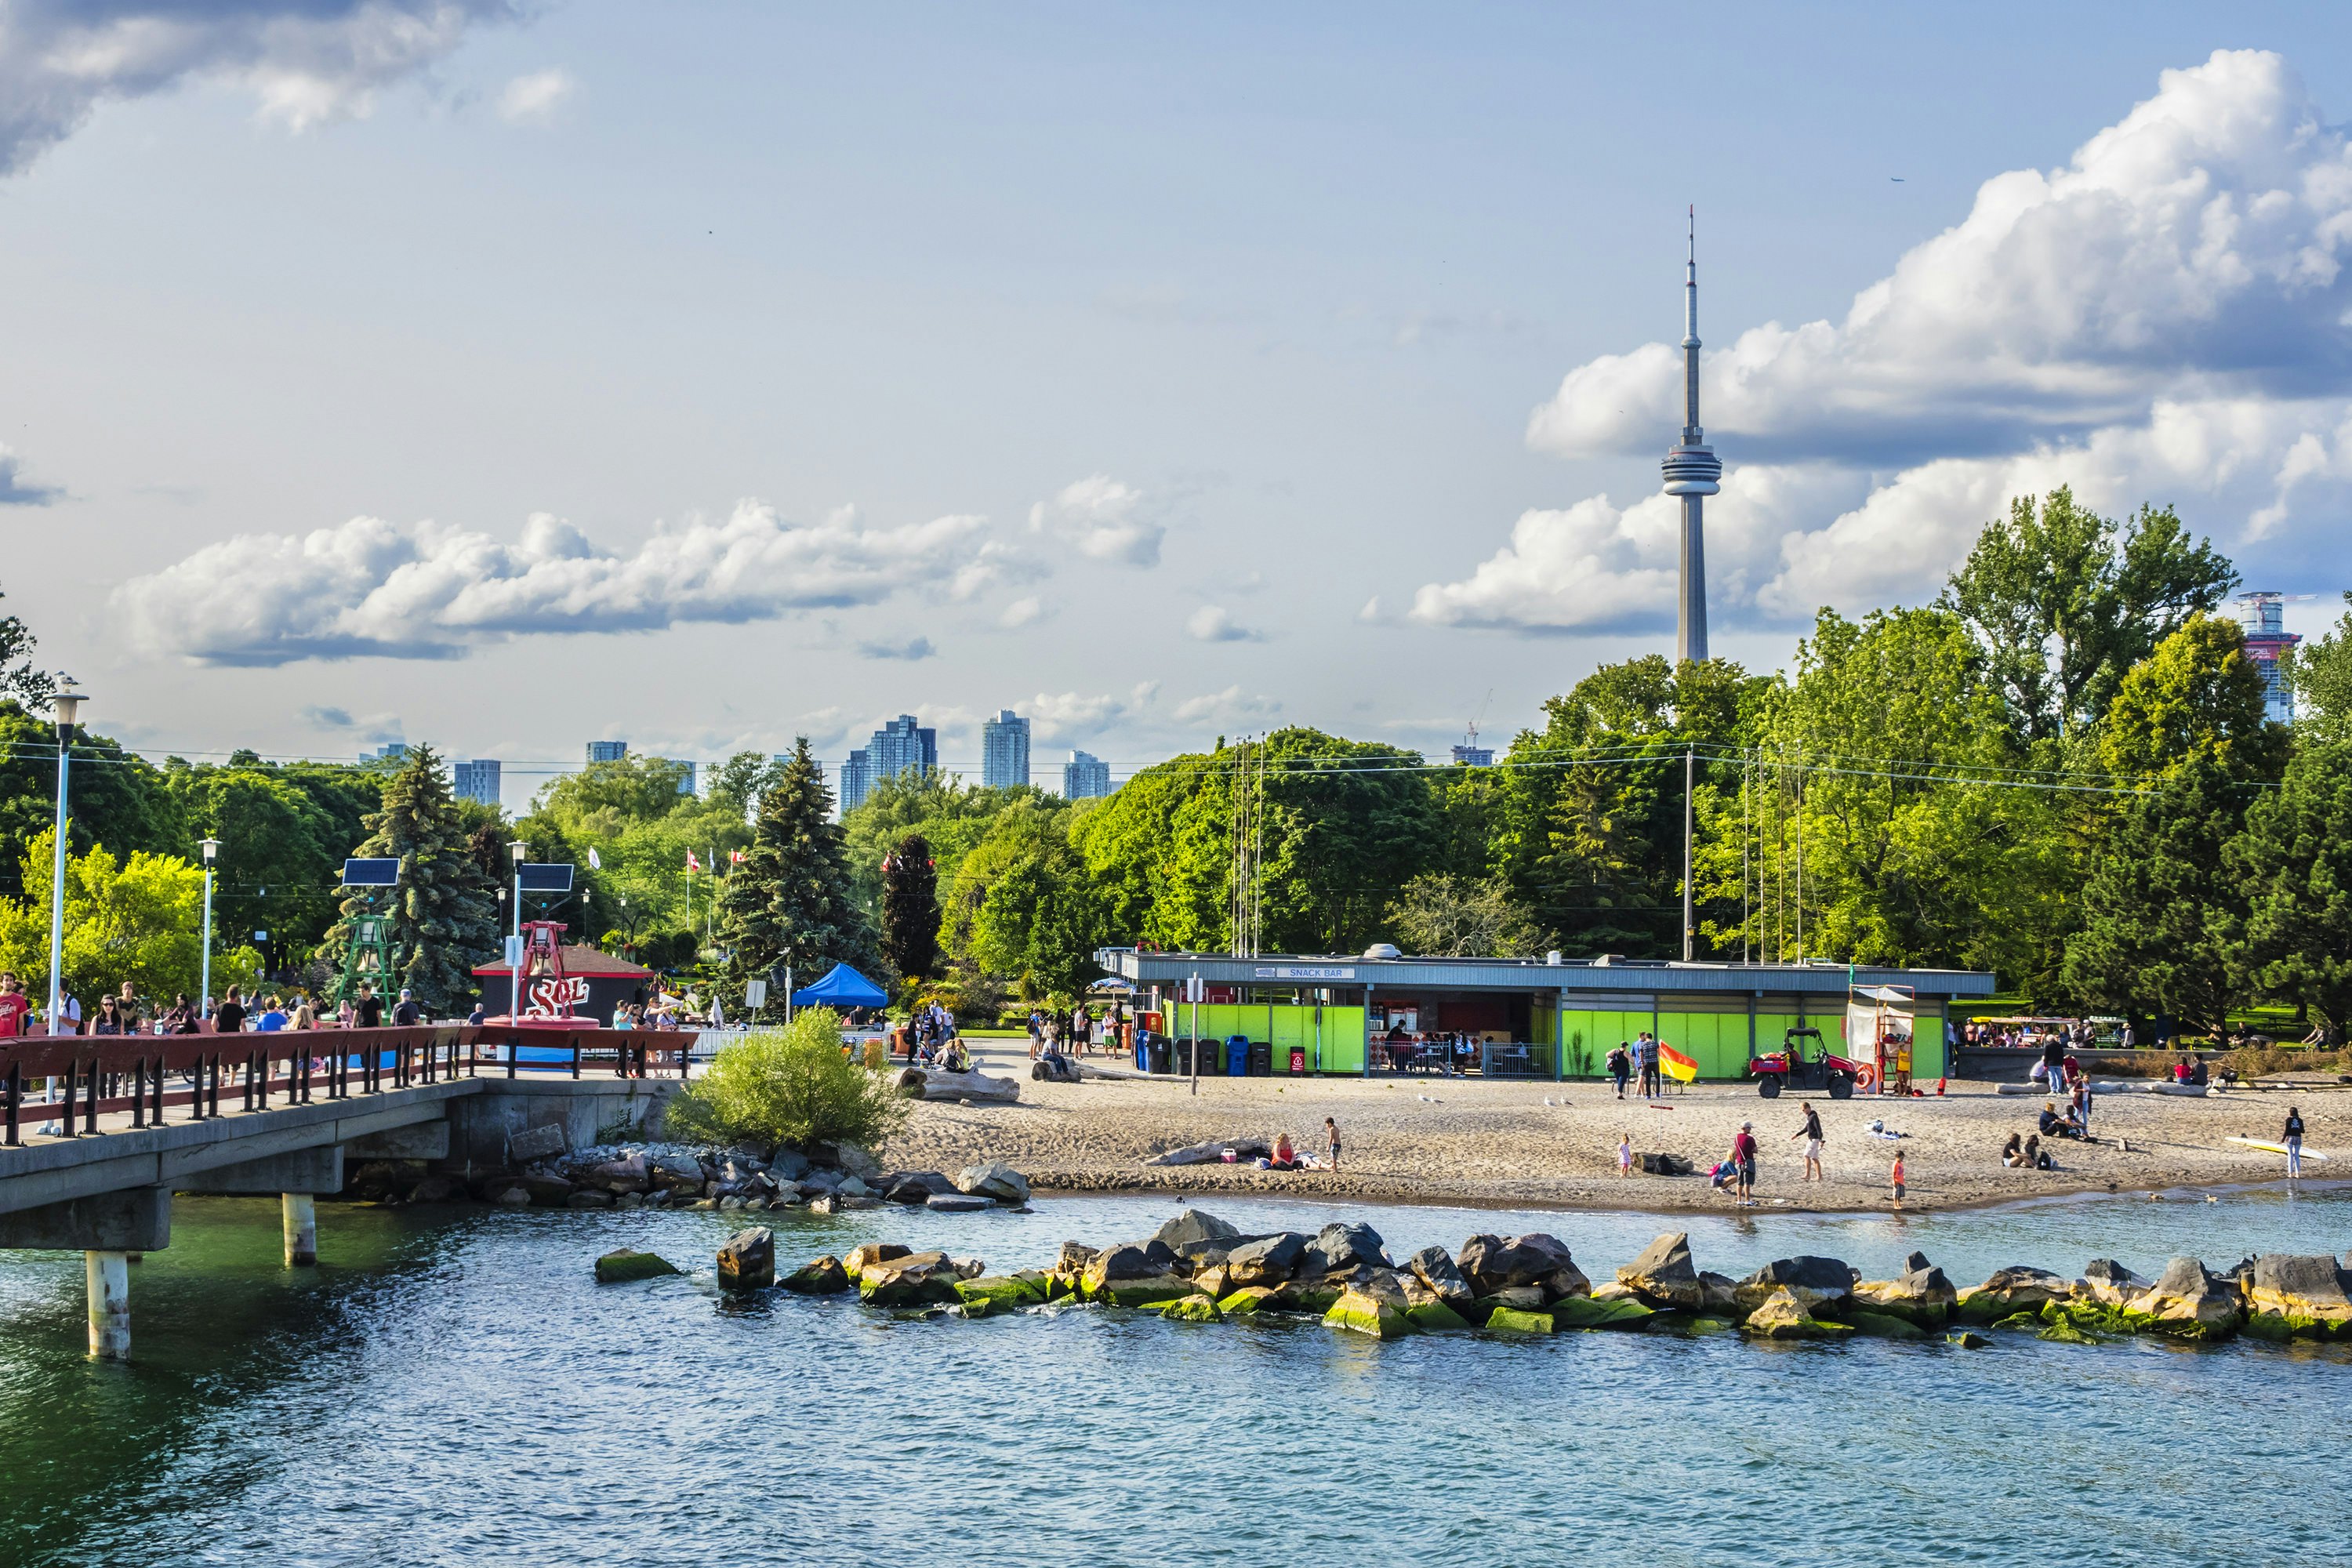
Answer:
(2094, 611, 2280, 781)
(162, 763, 343, 976)
(946, 800, 1103, 998)
(880, 832, 941, 980)
(2285, 593, 2352, 745)
(1383, 873, 1535, 956)
(0, 828, 261, 1006)
(839, 769, 1039, 914)
(2227, 741, 2352, 1035)
(2063, 755, 2246, 1030)
(0, 587, 59, 709)
(0, 705, 182, 898)
(1941, 488, 2237, 742)
(717, 737, 879, 1014)
(318, 744, 499, 1014)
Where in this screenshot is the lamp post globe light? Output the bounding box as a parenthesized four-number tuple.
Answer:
(45, 681, 82, 1036)
(198, 838, 221, 1015)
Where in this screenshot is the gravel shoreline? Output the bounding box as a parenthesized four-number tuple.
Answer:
(879, 1042, 2352, 1215)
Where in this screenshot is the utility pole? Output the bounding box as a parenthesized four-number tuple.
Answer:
(1681, 746, 1695, 962)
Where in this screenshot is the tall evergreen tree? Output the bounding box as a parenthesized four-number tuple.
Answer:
(880, 831, 941, 980)
(2063, 755, 2245, 1032)
(319, 744, 499, 1014)
(717, 737, 878, 1015)
(2228, 742, 2352, 1037)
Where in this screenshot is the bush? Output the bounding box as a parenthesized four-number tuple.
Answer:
(663, 1007, 909, 1154)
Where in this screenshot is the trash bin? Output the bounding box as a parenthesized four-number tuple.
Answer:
(1195, 1036, 1220, 1076)
(1133, 1031, 1149, 1071)
(1148, 1038, 1172, 1074)
(1288, 1045, 1307, 1076)
(1249, 1040, 1272, 1077)
(1226, 1036, 1250, 1077)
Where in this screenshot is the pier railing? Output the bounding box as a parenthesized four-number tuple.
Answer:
(0, 1025, 696, 1145)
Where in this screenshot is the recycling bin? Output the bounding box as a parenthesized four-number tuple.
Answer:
(1133, 1032, 1149, 1070)
(1226, 1036, 1250, 1077)
(1289, 1046, 1307, 1076)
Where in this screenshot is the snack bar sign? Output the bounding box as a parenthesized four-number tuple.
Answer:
(1254, 966, 1356, 981)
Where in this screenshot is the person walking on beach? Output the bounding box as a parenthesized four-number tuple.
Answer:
(1324, 1116, 1341, 1173)
(2283, 1105, 2305, 1178)
(1731, 1120, 1759, 1202)
(1607, 1043, 1631, 1099)
(1889, 1149, 1906, 1210)
(1791, 1101, 1824, 1182)
(1636, 1033, 1660, 1098)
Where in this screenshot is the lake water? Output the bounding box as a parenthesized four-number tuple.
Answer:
(2, 1184, 2348, 1567)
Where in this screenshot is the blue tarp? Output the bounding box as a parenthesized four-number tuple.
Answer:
(790, 962, 889, 1009)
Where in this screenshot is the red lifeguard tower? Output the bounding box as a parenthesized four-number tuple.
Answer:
(496, 920, 589, 1026)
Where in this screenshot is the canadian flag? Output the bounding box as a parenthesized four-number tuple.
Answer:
(730, 849, 746, 865)
(685, 850, 702, 872)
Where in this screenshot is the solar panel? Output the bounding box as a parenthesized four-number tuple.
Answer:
(342, 857, 400, 887)
(517, 862, 575, 893)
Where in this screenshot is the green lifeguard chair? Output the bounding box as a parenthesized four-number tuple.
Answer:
(336, 857, 401, 1005)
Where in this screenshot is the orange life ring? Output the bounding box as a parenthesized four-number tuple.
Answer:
(1852, 1063, 1879, 1091)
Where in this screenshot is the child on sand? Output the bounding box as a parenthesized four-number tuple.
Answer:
(1890, 1151, 1906, 1210)
(1616, 1134, 1633, 1178)
(1325, 1117, 1341, 1174)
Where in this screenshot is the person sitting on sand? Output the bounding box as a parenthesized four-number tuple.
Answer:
(2025, 1133, 2055, 1171)
(2038, 1101, 2087, 1140)
(2002, 1132, 2025, 1168)
(941, 1038, 971, 1073)
(1269, 1133, 1301, 1172)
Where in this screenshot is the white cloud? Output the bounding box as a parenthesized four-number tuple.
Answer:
(1185, 604, 1261, 642)
(496, 67, 575, 125)
(0, 2, 524, 174)
(857, 636, 936, 661)
(1173, 685, 1279, 725)
(998, 595, 1044, 629)
(1029, 474, 1164, 567)
(1420, 50, 2352, 633)
(113, 501, 1006, 666)
(1025, 691, 1127, 738)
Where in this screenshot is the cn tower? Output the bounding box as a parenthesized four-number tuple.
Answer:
(1661, 206, 1720, 664)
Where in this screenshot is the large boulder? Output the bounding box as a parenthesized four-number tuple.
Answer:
(1323, 1273, 1414, 1339)
(926, 1194, 991, 1213)
(1483, 1307, 1555, 1334)
(716, 1227, 775, 1292)
(1305, 1222, 1390, 1276)
(1461, 1232, 1592, 1301)
(1095, 1272, 1200, 1308)
(593, 1249, 679, 1283)
(1055, 1241, 1101, 1276)
(1851, 1265, 1958, 1328)
(1549, 1294, 1657, 1330)
(1398, 1275, 1474, 1332)
(1617, 1232, 1702, 1310)
(1957, 1266, 2072, 1323)
(2242, 1254, 2352, 1339)
(859, 1250, 965, 1307)
(955, 1162, 1032, 1205)
(1740, 1287, 1854, 1341)
(1155, 1208, 1243, 1252)
(1225, 1232, 1310, 1287)
(1155, 1294, 1222, 1323)
(2126, 1257, 2244, 1341)
(884, 1171, 957, 1205)
(953, 1276, 1047, 1316)
(842, 1242, 912, 1284)
(1733, 1257, 1854, 1316)
(517, 1173, 576, 1205)
(1406, 1246, 1477, 1311)
(781, 1255, 851, 1294)
(1699, 1272, 1739, 1314)
(586, 1153, 651, 1194)
(2074, 1259, 2149, 1307)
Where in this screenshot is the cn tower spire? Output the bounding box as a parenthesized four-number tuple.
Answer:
(1662, 204, 1719, 664)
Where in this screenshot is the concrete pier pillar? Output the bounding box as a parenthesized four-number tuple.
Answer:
(86, 1250, 130, 1361)
(281, 1192, 317, 1267)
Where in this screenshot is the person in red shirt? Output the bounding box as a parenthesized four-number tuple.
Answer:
(0, 972, 29, 1037)
(1730, 1120, 1759, 1201)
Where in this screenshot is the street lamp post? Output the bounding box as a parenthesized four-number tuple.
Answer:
(45, 681, 82, 1036)
(198, 838, 220, 1015)
(508, 840, 526, 1020)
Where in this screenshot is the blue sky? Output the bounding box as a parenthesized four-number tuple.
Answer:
(4, 2, 2350, 801)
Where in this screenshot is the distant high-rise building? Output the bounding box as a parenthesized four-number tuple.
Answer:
(1063, 749, 1112, 800)
(586, 740, 629, 764)
(982, 710, 1031, 789)
(838, 748, 874, 813)
(1662, 208, 1721, 666)
(359, 742, 410, 766)
(669, 760, 698, 796)
(2238, 591, 2301, 724)
(1451, 721, 1494, 768)
(452, 758, 503, 805)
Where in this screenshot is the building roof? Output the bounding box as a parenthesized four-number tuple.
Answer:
(1098, 948, 1997, 999)
(470, 945, 655, 979)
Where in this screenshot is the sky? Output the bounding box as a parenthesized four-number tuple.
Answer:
(4, 2, 2352, 807)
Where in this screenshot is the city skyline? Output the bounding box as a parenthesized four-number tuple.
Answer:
(3, 12, 2350, 781)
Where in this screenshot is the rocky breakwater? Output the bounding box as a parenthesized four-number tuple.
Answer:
(468, 1136, 1033, 1221)
(711, 1210, 2352, 1355)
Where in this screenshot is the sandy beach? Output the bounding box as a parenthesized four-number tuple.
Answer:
(880, 1041, 2352, 1213)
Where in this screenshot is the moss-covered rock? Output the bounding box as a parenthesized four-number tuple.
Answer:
(1947, 1330, 1991, 1348)
(841, 1242, 913, 1285)
(1404, 1299, 1473, 1333)
(954, 1276, 1045, 1313)
(593, 1249, 679, 1283)
(1155, 1294, 1222, 1323)
(1218, 1286, 1281, 1316)
(1278, 1283, 1346, 1315)
(1682, 1317, 1735, 1335)
(1842, 1310, 1926, 1341)
(1549, 1294, 1656, 1330)
(780, 1255, 851, 1294)
(1094, 1272, 1199, 1309)
(859, 1250, 964, 1307)
(1482, 1307, 1555, 1334)
(1741, 1287, 1854, 1340)
(1324, 1284, 1415, 1339)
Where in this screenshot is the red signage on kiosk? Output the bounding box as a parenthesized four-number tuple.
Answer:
(510, 920, 587, 1023)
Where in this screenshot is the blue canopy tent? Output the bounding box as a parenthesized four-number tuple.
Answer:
(790, 962, 890, 1011)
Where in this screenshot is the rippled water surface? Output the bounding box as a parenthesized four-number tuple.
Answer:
(3, 1185, 2348, 1567)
